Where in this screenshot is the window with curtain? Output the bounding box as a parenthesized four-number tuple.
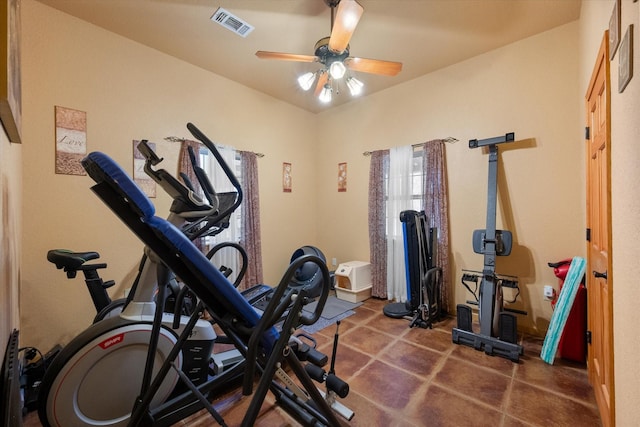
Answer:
(199, 145, 242, 282)
(178, 140, 263, 291)
(369, 141, 450, 313)
(386, 146, 428, 301)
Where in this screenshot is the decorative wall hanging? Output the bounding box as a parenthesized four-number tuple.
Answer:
(338, 162, 347, 192)
(619, 24, 633, 93)
(283, 162, 292, 193)
(133, 140, 156, 197)
(609, 0, 621, 60)
(0, 0, 21, 143)
(55, 106, 86, 175)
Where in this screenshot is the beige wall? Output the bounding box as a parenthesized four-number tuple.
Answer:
(579, 1, 640, 424)
(316, 21, 583, 336)
(20, 0, 318, 351)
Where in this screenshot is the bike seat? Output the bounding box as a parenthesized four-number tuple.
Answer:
(47, 249, 100, 271)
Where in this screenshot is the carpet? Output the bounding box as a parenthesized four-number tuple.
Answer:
(300, 310, 355, 335)
(300, 296, 362, 334)
(303, 295, 363, 319)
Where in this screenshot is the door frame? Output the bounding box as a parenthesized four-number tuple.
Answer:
(585, 30, 614, 427)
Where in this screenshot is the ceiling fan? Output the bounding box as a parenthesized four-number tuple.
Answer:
(255, 0, 402, 103)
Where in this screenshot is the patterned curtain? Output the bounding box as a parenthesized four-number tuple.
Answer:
(368, 149, 389, 298)
(422, 140, 451, 314)
(239, 150, 263, 290)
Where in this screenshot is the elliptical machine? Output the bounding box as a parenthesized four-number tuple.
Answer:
(452, 133, 526, 362)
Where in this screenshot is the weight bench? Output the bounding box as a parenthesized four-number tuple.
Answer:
(81, 150, 346, 426)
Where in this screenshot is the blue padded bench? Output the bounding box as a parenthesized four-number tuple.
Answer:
(80, 151, 279, 349)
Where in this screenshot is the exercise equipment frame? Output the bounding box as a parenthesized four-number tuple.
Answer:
(452, 132, 525, 362)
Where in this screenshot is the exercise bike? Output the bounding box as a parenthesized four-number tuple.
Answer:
(38, 123, 353, 426)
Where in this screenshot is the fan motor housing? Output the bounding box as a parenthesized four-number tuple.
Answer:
(314, 36, 350, 64)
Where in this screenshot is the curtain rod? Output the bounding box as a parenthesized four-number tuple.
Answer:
(164, 136, 265, 157)
(362, 137, 458, 156)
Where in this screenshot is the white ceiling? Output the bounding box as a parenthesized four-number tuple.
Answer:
(35, 0, 581, 113)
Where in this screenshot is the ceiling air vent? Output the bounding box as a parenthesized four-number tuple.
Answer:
(211, 7, 254, 38)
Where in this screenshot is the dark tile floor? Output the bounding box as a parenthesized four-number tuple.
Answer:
(25, 296, 602, 426)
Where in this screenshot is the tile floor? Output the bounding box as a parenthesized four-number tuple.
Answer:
(25, 296, 602, 426)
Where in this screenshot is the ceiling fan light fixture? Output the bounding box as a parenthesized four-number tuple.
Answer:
(329, 61, 346, 79)
(319, 83, 333, 103)
(297, 72, 316, 91)
(346, 76, 364, 96)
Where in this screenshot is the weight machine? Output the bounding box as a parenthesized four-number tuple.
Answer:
(452, 133, 526, 362)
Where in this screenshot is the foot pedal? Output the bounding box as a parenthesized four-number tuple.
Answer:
(456, 304, 473, 332)
(499, 312, 518, 344)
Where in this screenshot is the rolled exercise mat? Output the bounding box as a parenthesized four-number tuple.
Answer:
(540, 256, 586, 364)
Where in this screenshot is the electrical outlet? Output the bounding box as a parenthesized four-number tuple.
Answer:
(331, 257, 337, 267)
(543, 285, 554, 300)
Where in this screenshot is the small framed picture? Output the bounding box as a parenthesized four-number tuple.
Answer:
(283, 162, 292, 193)
(338, 162, 347, 192)
(619, 24, 634, 93)
(609, 0, 621, 60)
(55, 106, 86, 176)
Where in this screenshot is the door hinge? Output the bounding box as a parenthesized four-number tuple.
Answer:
(586, 228, 591, 242)
(585, 126, 590, 140)
(586, 330, 592, 344)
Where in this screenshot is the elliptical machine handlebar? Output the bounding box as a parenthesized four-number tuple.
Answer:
(187, 145, 219, 210)
(137, 140, 216, 219)
(187, 122, 243, 225)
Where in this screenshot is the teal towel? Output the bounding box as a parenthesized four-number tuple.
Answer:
(540, 256, 586, 364)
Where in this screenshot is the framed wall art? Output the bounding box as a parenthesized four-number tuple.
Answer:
(283, 162, 292, 192)
(55, 106, 86, 176)
(609, 0, 621, 60)
(0, 0, 21, 143)
(338, 162, 347, 192)
(618, 24, 634, 93)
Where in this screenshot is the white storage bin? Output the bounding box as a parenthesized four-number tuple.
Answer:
(335, 261, 372, 302)
(334, 261, 371, 290)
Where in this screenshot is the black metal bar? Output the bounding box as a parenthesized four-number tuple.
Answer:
(169, 362, 227, 427)
(454, 132, 524, 362)
(468, 132, 515, 148)
(129, 264, 169, 426)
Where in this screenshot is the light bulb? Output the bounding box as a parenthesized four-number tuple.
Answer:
(319, 84, 332, 103)
(297, 72, 316, 91)
(346, 76, 364, 96)
(329, 61, 346, 79)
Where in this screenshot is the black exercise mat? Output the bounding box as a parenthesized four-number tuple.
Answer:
(300, 310, 355, 335)
(303, 295, 363, 319)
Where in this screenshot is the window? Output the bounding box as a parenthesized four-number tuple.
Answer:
(384, 146, 426, 301)
(384, 147, 426, 234)
(199, 146, 242, 281)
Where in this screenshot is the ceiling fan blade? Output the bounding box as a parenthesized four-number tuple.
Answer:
(345, 57, 403, 76)
(314, 72, 329, 97)
(255, 51, 319, 63)
(328, 0, 364, 53)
